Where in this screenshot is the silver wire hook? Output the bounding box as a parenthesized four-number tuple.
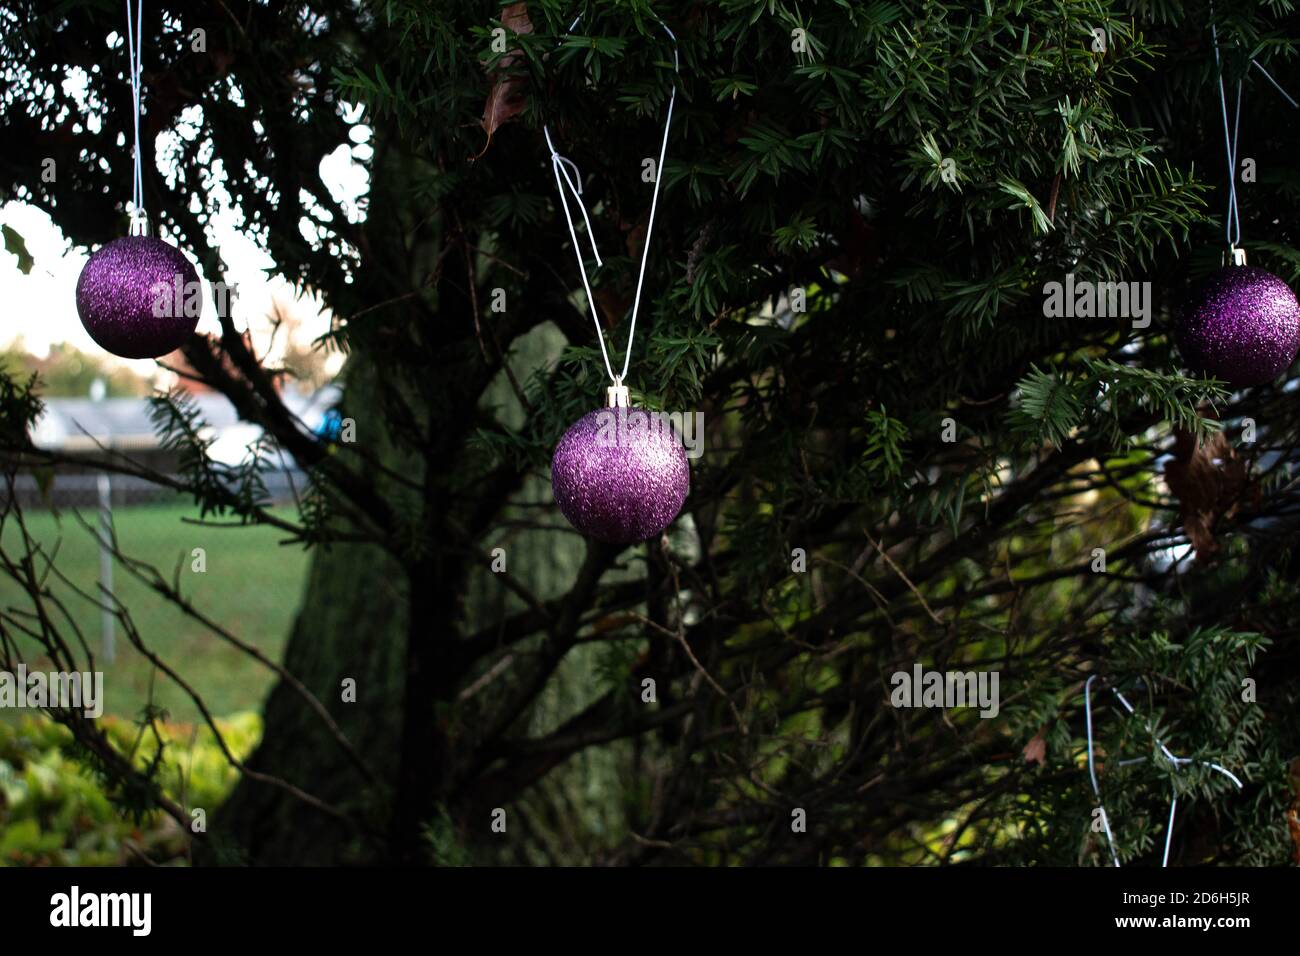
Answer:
(1084, 675, 1243, 867)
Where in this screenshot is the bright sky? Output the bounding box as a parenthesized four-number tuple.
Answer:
(0, 38, 370, 388)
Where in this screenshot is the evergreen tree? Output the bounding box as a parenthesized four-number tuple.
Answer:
(1, 0, 1298, 865)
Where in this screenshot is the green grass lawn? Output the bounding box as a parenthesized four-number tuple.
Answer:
(1, 499, 309, 723)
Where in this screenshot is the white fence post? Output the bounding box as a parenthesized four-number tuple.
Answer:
(97, 470, 114, 664)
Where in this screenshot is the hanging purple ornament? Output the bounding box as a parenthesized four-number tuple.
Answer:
(76, 236, 201, 360)
(545, 20, 685, 545)
(1175, 265, 1300, 388)
(551, 392, 690, 545)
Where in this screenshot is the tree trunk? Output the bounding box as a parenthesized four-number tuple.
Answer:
(206, 357, 414, 865)
(209, 325, 597, 865)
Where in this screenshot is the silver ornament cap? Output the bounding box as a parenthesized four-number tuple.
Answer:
(606, 381, 630, 408)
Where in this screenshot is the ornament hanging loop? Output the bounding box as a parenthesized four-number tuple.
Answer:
(1225, 245, 1247, 267)
(1209, 6, 1299, 253)
(543, 11, 678, 390)
(125, 0, 146, 222)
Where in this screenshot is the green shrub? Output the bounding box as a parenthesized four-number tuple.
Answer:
(0, 713, 260, 866)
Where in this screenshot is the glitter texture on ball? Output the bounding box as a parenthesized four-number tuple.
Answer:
(1175, 266, 1300, 388)
(551, 407, 690, 545)
(75, 236, 201, 359)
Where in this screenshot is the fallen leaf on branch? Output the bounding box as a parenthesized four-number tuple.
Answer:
(1023, 729, 1047, 766)
(593, 287, 631, 329)
(1163, 424, 1258, 560)
(474, 2, 533, 160)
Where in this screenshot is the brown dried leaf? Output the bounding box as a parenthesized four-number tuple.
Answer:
(1163, 423, 1258, 561)
(475, 3, 534, 159)
(1022, 730, 1047, 766)
(825, 205, 879, 279)
(1288, 808, 1300, 865)
(1288, 759, 1300, 865)
(593, 287, 631, 329)
(590, 612, 639, 633)
(625, 221, 647, 261)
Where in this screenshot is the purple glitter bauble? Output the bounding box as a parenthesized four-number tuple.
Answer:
(1175, 266, 1300, 388)
(551, 407, 690, 545)
(75, 236, 201, 359)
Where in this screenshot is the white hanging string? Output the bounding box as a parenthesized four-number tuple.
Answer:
(1250, 58, 1299, 109)
(543, 18, 678, 386)
(125, 0, 146, 224)
(1084, 675, 1243, 867)
(1208, 7, 1300, 254)
(1210, 17, 1242, 251)
(545, 126, 612, 374)
(1083, 677, 1121, 867)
